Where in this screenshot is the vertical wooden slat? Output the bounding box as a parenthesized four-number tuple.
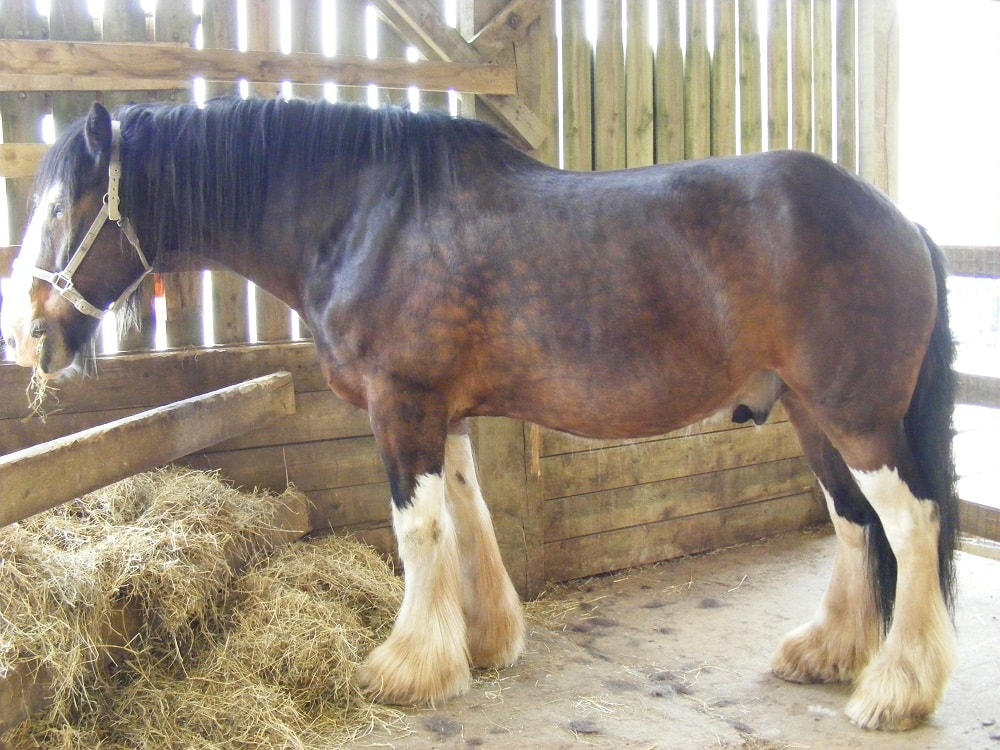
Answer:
(835, 0, 857, 170)
(625, 0, 654, 167)
(48, 0, 99, 131)
(560, 0, 593, 171)
(154, 0, 203, 348)
(593, 0, 625, 170)
(201, 1, 250, 346)
(654, 0, 685, 164)
(336, 0, 369, 104)
(0, 3, 47, 242)
(738, 0, 763, 154)
(684, 0, 712, 160)
(790, 0, 812, 151)
(711, 0, 738, 156)
(245, 0, 293, 343)
(766, 0, 789, 150)
(812, 0, 834, 158)
(104, 0, 157, 354)
(858, 0, 897, 196)
(287, 0, 325, 101)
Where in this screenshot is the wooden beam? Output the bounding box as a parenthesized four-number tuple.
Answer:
(944, 245, 1000, 279)
(0, 371, 296, 527)
(0, 143, 48, 179)
(471, 0, 546, 58)
(0, 39, 516, 94)
(958, 373, 1000, 409)
(373, 0, 547, 150)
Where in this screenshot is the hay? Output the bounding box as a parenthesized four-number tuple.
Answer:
(1, 467, 404, 749)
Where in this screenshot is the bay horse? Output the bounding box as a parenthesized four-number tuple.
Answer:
(1, 97, 958, 730)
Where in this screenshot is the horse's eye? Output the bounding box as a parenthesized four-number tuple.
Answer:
(50, 204, 65, 220)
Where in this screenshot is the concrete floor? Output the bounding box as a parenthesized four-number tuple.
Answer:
(363, 528, 1000, 750)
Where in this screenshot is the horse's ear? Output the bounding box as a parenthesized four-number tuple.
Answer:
(84, 102, 113, 162)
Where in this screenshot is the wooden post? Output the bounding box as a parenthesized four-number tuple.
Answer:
(712, 0, 737, 156)
(0, 372, 296, 528)
(0, 2, 47, 242)
(858, 0, 898, 197)
(625, 0, 654, 167)
(790, 0, 812, 151)
(738, 0, 763, 155)
(813, 0, 834, 158)
(835, 0, 857, 171)
(684, 0, 711, 160)
(654, 0, 685, 164)
(593, 0, 625, 170)
(767, 0, 789, 150)
(561, 0, 593, 171)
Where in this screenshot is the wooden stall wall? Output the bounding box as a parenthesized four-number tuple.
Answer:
(10, 1, 994, 599)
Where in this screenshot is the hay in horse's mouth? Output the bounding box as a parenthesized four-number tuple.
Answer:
(0, 467, 405, 748)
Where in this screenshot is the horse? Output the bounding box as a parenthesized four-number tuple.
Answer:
(1, 97, 959, 731)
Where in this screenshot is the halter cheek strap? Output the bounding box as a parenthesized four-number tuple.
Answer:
(30, 120, 152, 320)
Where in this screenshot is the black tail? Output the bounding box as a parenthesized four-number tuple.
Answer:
(868, 226, 959, 628)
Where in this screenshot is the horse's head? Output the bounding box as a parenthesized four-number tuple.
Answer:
(1, 102, 151, 377)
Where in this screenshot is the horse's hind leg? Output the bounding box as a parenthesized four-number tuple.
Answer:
(843, 446, 956, 730)
(772, 394, 881, 684)
(444, 425, 525, 668)
(359, 388, 470, 705)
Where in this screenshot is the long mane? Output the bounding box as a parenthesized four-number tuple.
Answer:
(109, 97, 518, 259)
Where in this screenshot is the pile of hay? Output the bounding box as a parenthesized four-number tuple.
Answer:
(0, 468, 403, 749)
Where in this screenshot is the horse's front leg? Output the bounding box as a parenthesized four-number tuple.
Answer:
(359, 389, 470, 705)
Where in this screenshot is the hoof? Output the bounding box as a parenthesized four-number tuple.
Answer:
(844, 650, 947, 731)
(360, 634, 471, 706)
(467, 598, 526, 669)
(772, 621, 874, 684)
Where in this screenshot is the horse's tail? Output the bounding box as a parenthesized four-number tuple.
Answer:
(870, 226, 959, 626)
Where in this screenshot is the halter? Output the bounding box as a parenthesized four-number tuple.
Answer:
(30, 121, 152, 319)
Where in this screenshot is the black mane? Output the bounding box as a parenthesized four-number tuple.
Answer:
(54, 97, 519, 260)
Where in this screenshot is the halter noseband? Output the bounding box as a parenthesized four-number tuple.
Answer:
(30, 121, 152, 319)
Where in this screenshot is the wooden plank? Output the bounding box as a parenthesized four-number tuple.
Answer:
(373, 0, 549, 150)
(857, 0, 899, 196)
(813, 0, 834, 158)
(179, 435, 386, 496)
(0, 0, 47, 240)
(684, 0, 712, 159)
(835, 0, 857, 170)
(943, 245, 1000, 279)
(711, 0, 737, 156)
(0, 40, 518, 95)
(541, 403, 791, 457)
(0, 372, 296, 527)
(471, 0, 547, 57)
(738, 0, 763, 154)
(560, 0, 593, 171)
(540, 420, 804, 500)
(790, 0, 812, 151)
(544, 491, 826, 581)
(1, 389, 370, 458)
(767, 0, 789, 150)
(625, 0, 654, 167)
(0, 343, 326, 421)
(0, 143, 48, 179)
(545, 456, 817, 542)
(957, 373, 1000, 409)
(592, 0, 625, 170)
(654, 0, 685, 163)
